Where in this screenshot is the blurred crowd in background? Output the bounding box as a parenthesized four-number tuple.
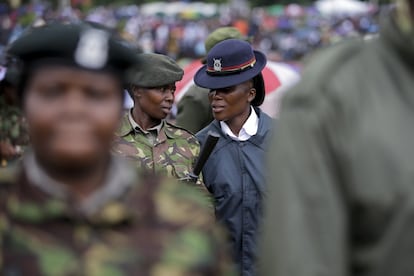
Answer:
(0, 0, 382, 68)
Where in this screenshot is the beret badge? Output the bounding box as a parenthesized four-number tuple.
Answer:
(74, 28, 109, 69)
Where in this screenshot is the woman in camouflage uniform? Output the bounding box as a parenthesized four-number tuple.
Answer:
(0, 23, 233, 276)
(112, 53, 204, 185)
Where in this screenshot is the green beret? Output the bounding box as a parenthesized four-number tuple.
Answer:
(204, 27, 247, 53)
(7, 22, 137, 74)
(127, 53, 183, 87)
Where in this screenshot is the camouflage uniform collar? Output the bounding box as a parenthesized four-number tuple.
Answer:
(115, 110, 164, 137)
(128, 109, 163, 135)
(22, 152, 137, 217)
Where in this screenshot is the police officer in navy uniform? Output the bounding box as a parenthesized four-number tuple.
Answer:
(194, 39, 274, 276)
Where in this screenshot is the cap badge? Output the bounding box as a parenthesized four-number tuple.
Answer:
(213, 58, 222, 72)
(74, 28, 109, 69)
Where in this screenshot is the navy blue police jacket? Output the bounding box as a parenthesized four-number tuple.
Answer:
(196, 107, 274, 276)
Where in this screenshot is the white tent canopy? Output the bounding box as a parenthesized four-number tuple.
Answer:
(140, 2, 218, 18)
(315, 0, 371, 16)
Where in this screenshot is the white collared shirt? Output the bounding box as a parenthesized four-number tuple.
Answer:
(220, 106, 259, 141)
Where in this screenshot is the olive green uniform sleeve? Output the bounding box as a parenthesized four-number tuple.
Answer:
(176, 85, 213, 134)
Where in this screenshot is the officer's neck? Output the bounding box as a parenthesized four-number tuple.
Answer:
(131, 107, 162, 131)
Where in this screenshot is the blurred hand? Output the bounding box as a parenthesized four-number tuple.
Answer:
(0, 140, 18, 160)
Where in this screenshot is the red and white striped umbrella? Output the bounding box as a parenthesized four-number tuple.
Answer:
(175, 59, 300, 118)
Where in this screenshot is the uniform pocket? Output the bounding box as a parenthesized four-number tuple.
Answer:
(172, 164, 191, 179)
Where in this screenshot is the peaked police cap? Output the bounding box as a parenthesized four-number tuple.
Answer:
(194, 39, 267, 106)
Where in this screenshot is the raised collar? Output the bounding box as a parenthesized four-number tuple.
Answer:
(207, 107, 273, 151)
(116, 110, 164, 137)
(219, 106, 259, 141)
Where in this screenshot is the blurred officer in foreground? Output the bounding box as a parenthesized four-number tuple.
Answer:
(0, 66, 28, 166)
(0, 23, 234, 275)
(113, 53, 204, 185)
(176, 27, 247, 134)
(260, 3, 414, 276)
(194, 39, 273, 276)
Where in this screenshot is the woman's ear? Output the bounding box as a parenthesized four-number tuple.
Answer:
(132, 86, 142, 99)
(247, 80, 256, 103)
(248, 87, 256, 103)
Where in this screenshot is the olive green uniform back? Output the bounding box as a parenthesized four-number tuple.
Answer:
(260, 16, 414, 276)
(176, 84, 213, 134)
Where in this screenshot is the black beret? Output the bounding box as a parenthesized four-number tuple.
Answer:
(7, 22, 137, 74)
(127, 53, 183, 87)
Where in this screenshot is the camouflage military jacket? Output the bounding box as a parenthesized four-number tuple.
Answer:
(113, 113, 202, 183)
(0, 155, 234, 276)
(0, 96, 29, 166)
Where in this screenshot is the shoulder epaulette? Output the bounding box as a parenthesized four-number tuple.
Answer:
(165, 121, 196, 136)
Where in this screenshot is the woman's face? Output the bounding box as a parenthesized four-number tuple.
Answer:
(133, 83, 175, 121)
(24, 65, 123, 171)
(208, 80, 256, 122)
